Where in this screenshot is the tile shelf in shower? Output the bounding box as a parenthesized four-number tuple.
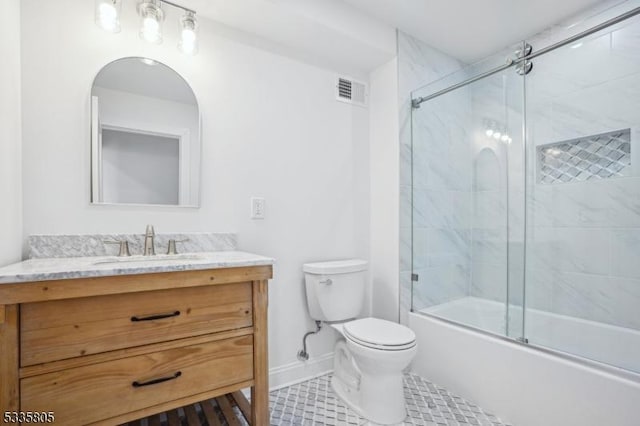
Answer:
(537, 128, 631, 185)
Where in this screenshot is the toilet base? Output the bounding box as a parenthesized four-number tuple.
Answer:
(331, 340, 409, 425)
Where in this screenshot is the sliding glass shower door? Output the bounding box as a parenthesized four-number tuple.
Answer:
(523, 13, 640, 373)
(410, 47, 526, 340)
(411, 11, 640, 374)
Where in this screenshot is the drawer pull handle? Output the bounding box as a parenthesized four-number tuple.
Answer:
(131, 311, 181, 322)
(132, 371, 182, 388)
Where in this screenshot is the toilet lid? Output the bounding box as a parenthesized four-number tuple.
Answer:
(343, 318, 416, 350)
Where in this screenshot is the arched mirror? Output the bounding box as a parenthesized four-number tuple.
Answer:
(91, 57, 201, 207)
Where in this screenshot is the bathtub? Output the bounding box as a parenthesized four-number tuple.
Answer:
(408, 297, 640, 426)
(424, 296, 640, 372)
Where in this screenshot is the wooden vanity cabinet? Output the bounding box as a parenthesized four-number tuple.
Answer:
(0, 265, 272, 425)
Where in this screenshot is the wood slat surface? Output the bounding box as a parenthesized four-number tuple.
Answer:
(230, 391, 252, 421)
(166, 409, 181, 426)
(148, 413, 161, 426)
(200, 399, 222, 426)
(216, 396, 242, 426)
(120, 391, 251, 426)
(184, 404, 201, 425)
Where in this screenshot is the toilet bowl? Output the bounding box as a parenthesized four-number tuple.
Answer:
(303, 259, 417, 425)
(330, 318, 417, 425)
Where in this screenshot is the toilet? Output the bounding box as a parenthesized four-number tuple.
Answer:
(303, 259, 417, 425)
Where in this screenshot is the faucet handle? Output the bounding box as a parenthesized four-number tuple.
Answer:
(145, 225, 155, 236)
(166, 239, 189, 255)
(103, 240, 131, 257)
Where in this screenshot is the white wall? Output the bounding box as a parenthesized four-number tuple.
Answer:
(369, 58, 400, 321)
(0, 0, 22, 266)
(20, 0, 370, 385)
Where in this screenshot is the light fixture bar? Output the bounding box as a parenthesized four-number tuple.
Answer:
(159, 0, 195, 15)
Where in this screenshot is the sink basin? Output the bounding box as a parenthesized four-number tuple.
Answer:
(93, 254, 206, 266)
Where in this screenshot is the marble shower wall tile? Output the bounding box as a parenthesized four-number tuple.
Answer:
(522, 17, 640, 330)
(28, 233, 237, 259)
(397, 31, 467, 321)
(547, 272, 640, 330)
(470, 262, 507, 302)
(610, 229, 640, 279)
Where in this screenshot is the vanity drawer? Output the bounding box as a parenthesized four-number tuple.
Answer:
(21, 282, 253, 366)
(21, 335, 253, 426)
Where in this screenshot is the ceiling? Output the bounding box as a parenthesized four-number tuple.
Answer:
(177, 0, 608, 72)
(341, 0, 608, 62)
(178, 0, 396, 75)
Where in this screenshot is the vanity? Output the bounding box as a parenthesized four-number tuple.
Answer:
(0, 237, 274, 425)
(0, 54, 278, 424)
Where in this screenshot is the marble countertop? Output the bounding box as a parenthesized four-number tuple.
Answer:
(0, 251, 275, 284)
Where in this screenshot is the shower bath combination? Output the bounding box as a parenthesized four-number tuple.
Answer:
(409, 5, 640, 376)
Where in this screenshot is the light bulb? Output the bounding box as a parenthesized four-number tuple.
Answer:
(100, 3, 116, 20)
(138, 1, 164, 44)
(485, 129, 494, 137)
(180, 28, 197, 54)
(493, 132, 501, 140)
(95, 0, 120, 33)
(179, 11, 199, 55)
(182, 28, 196, 44)
(142, 17, 161, 42)
(501, 134, 509, 142)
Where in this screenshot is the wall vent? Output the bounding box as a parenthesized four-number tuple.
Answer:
(336, 76, 367, 107)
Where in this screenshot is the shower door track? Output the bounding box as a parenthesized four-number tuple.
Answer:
(411, 5, 640, 108)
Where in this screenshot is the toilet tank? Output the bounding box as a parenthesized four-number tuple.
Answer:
(303, 259, 368, 322)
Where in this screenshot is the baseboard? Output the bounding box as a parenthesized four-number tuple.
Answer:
(269, 352, 334, 390)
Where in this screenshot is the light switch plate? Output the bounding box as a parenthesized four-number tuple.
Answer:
(251, 197, 265, 219)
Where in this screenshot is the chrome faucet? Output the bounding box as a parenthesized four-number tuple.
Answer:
(143, 225, 156, 256)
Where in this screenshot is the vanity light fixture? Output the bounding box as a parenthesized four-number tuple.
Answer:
(95, 0, 121, 33)
(95, 0, 199, 55)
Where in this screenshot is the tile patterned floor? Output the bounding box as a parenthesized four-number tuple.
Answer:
(269, 373, 511, 426)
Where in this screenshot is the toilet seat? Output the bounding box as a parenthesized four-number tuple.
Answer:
(343, 318, 416, 351)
